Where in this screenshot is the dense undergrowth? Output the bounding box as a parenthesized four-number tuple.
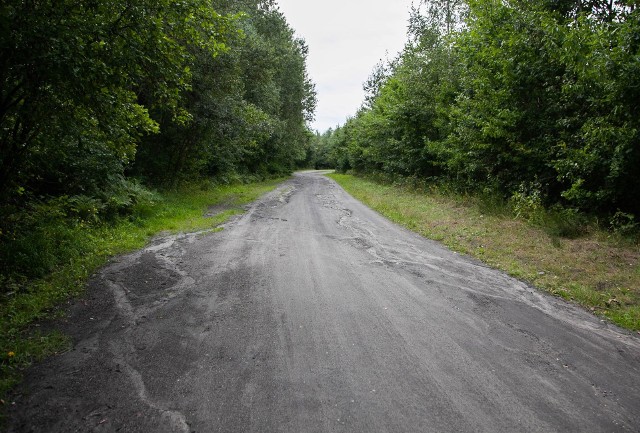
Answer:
(0, 177, 284, 405)
(329, 173, 640, 332)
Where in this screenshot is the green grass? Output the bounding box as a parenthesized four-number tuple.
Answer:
(329, 173, 640, 331)
(0, 178, 285, 405)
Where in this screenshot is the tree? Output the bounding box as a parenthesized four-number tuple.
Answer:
(0, 0, 231, 202)
(133, 0, 316, 184)
(330, 0, 640, 218)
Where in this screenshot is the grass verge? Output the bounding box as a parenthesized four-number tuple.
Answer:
(0, 178, 285, 406)
(328, 173, 640, 332)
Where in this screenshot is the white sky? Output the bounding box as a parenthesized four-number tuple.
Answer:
(275, 0, 415, 132)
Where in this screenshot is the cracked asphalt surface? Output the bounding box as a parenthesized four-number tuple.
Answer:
(7, 171, 640, 432)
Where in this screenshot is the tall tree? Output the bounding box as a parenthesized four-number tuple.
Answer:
(133, 0, 316, 184)
(0, 0, 231, 201)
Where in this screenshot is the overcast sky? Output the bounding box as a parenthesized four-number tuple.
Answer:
(275, 0, 415, 132)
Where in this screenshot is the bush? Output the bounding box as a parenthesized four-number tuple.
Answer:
(610, 211, 639, 238)
(0, 179, 158, 291)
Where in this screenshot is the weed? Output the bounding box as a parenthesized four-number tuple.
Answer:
(610, 211, 639, 239)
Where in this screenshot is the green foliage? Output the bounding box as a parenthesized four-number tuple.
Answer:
(0, 0, 235, 201)
(0, 0, 316, 237)
(610, 211, 639, 238)
(326, 0, 640, 224)
(133, 0, 317, 185)
(0, 179, 159, 285)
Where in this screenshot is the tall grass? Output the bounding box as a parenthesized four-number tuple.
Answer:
(329, 173, 640, 332)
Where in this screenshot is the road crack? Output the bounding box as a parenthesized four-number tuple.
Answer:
(110, 342, 190, 433)
(99, 234, 197, 431)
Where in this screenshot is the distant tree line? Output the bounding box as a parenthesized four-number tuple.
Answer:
(313, 0, 639, 224)
(0, 0, 315, 224)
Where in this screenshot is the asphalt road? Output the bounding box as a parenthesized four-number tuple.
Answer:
(7, 171, 640, 432)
